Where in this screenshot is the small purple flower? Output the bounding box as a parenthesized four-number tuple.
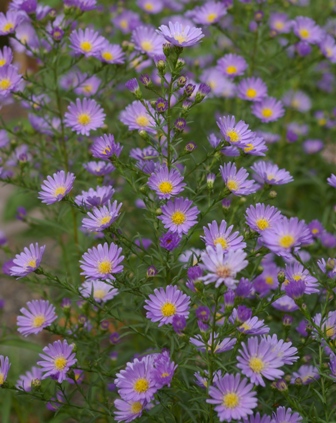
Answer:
(10, 243, 45, 278)
(83, 161, 115, 176)
(251, 97, 285, 123)
(37, 340, 77, 383)
(38, 170, 75, 205)
(238, 77, 268, 102)
(155, 98, 168, 113)
(196, 306, 210, 322)
(245, 203, 282, 233)
(191, 333, 236, 353)
(0, 356, 10, 386)
(69, 28, 106, 57)
(293, 16, 323, 44)
(251, 161, 293, 185)
(120, 100, 157, 134)
(269, 12, 291, 34)
(302, 139, 324, 154)
(144, 285, 190, 326)
(284, 261, 319, 294)
(114, 398, 145, 422)
(237, 316, 270, 336)
(82, 200, 121, 232)
(202, 220, 246, 252)
(0, 64, 22, 98)
(283, 90, 311, 112)
(243, 135, 268, 156)
(172, 314, 186, 334)
(75, 185, 114, 208)
(291, 365, 319, 385)
(0, 46, 13, 68)
(80, 280, 119, 303)
(272, 407, 302, 423)
(80, 242, 124, 280)
(189, 1, 227, 25)
(217, 53, 247, 78)
(327, 174, 336, 188)
(98, 42, 125, 64)
(0, 11, 23, 35)
(220, 162, 258, 195)
(132, 26, 164, 57)
(91, 134, 123, 160)
(64, 98, 106, 136)
(159, 232, 181, 251)
(157, 21, 204, 47)
(158, 197, 199, 235)
(217, 115, 254, 147)
(17, 299, 57, 336)
(137, 0, 163, 14)
(17, 366, 43, 392)
(148, 165, 186, 199)
(113, 10, 141, 34)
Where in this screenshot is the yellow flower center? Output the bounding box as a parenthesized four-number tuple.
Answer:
(0, 373, 4, 385)
(3, 22, 14, 33)
(226, 129, 240, 142)
(293, 274, 302, 281)
(120, 20, 128, 29)
(207, 13, 218, 23)
(102, 146, 111, 155)
(261, 108, 273, 118)
(133, 378, 149, 393)
(265, 276, 274, 285)
(326, 325, 335, 338)
(244, 143, 254, 152)
(279, 234, 295, 248)
(97, 260, 112, 274)
(299, 28, 310, 39)
(223, 392, 239, 408)
(256, 218, 269, 231)
(99, 215, 112, 226)
(239, 322, 251, 331)
(0, 59, 6, 67)
(158, 181, 173, 194)
(0, 78, 11, 90)
(26, 259, 37, 268)
(226, 65, 237, 74)
(249, 356, 265, 373)
(226, 179, 239, 191)
(20, 35, 28, 44)
(161, 302, 176, 317)
(216, 265, 231, 278)
(94, 289, 106, 300)
(208, 80, 216, 89)
(102, 51, 113, 61)
(161, 372, 169, 377)
(144, 2, 154, 10)
(80, 41, 92, 53)
(291, 99, 300, 108)
(83, 84, 93, 93)
(33, 315, 46, 328)
(171, 211, 186, 225)
(312, 228, 319, 234)
(214, 237, 228, 249)
(77, 113, 91, 126)
(141, 41, 153, 52)
(136, 115, 149, 127)
(131, 401, 143, 413)
(54, 356, 67, 371)
(174, 34, 187, 44)
(54, 186, 66, 197)
(246, 88, 257, 98)
(274, 21, 284, 30)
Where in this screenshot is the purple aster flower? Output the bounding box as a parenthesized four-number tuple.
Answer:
(10, 243, 45, 278)
(200, 245, 248, 288)
(0, 11, 23, 35)
(83, 161, 115, 176)
(272, 406, 302, 423)
(157, 21, 204, 47)
(91, 134, 123, 160)
(272, 295, 299, 312)
(320, 231, 336, 248)
(158, 197, 199, 235)
(37, 340, 77, 383)
(242, 413, 272, 423)
(237, 316, 270, 336)
(217, 115, 254, 147)
(313, 311, 336, 343)
(80, 279, 119, 303)
(283, 90, 311, 112)
(237, 336, 284, 386)
(98, 42, 125, 64)
(329, 356, 336, 380)
(69, 28, 106, 57)
(0, 46, 13, 68)
(236, 278, 254, 298)
(152, 351, 177, 387)
(191, 333, 236, 353)
(114, 398, 146, 422)
(195, 82, 211, 102)
(113, 10, 141, 34)
(261, 217, 312, 257)
(262, 334, 298, 365)
(137, 0, 163, 13)
(269, 12, 291, 33)
(17, 299, 57, 336)
(17, 366, 43, 391)
(296, 319, 308, 337)
(125, 78, 140, 95)
(0, 64, 22, 98)
(66, 369, 84, 385)
(195, 370, 222, 389)
(245, 203, 282, 233)
(64, 98, 106, 136)
(38, 170, 75, 205)
(196, 306, 210, 322)
(253, 263, 279, 295)
(159, 232, 181, 251)
(320, 34, 336, 61)
(207, 373, 257, 422)
(327, 173, 336, 188)
(303, 139, 324, 154)
(74, 75, 101, 97)
(243, 135, 268, 156)
(0, 356, 10, 386)
(217, 53, 247, 78)
(251, 161, 293, 185)
(189, 2, 227, 25)
(202, 220, 246, 252)
(64, 0, 97, 10)
(238, 77, 268, 102)
(251, 97, 285, 123)
(120, 100, 157, 134)
(132, 26, 164, 57)
(82, 200, 121, 232)
(317, 257, 336, 278)
(80, 242, 124, 280)
(148, 165, 186, 199)
(293, 16, 323, 44)
(291, 365, 319, 385)
(75, 185, 114, 208)
(172, 314, 186, 334)
(284, 261, 319, 294)
(220, 162, 258, 195)
(296, 41, 311, 56)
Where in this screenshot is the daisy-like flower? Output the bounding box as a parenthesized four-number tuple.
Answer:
(313, 311, 336, 343)
(283, 90, 311, 112)
(137, 0, 163, 14)
(64, 0, 97, 11)
(293, 16, 323, 44)
(69, 28, 106, 57)
(237, 337, 284, 386)
(17, 299, 57, 336)
(200, 245, 248, 289)
(207, 373, 257, 422)
(157, 21, 204, 47)
(263, 335, 298, 365)
(0, 356, 10, 386)
(327, 174, 336, 188)
(0, 46, 13, 67)
(37, 340, 77, 383)
(0, 64, 22, 98)
(217, 115, 254, 147)
(242, 135, 268, 156)
(242, 413, 272, 423)
(113, 10, 141, 34)
(190, 333, 236, 353)
(38, 170, 75, 205)
(251, 161, 293, 185)
(144, 285, 190, 326)
(80, 279, 119, 303)
(251, 97, 285, 123)
(0, 11, 23, 35)
(115, 354, 158, 402)
(114, 398, 146, 422)
(132, 26, 164, 57)
(237, 316, 270, 336)
(98, 42, 125, 64)
(217, 53, 247, 78)
(220, 162, 258, 196)
(269, 12, 292, 34)
(120, 100, 157, 134)
(83, 161, 114, 176)
(189, 1, 227, 25)
(272, 406, 302, 423)
(261, 217, 312, 257)
(202, 220, 246, 252)
(284, 261, 319, 294)
(91, 134, 123, 160)
(17, 366, 43, 392)
(74, 74, 101, 97)
(147, 165, 186, 199)
(291, 365, 319, 385)
(75, 185, 114, 208)
(64, 98, 106, 136)
(158, 197, 199, 235)
(272, 295, 299, 312)
(10, 243, 45, 278)
(245, 203, 282, 233)
(80, 242, 124, 280)
(317, 257, 336, 279)
(82, 200, 121, 232)
(237, 77, 268, 102)
(152, 351, 177, 388)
